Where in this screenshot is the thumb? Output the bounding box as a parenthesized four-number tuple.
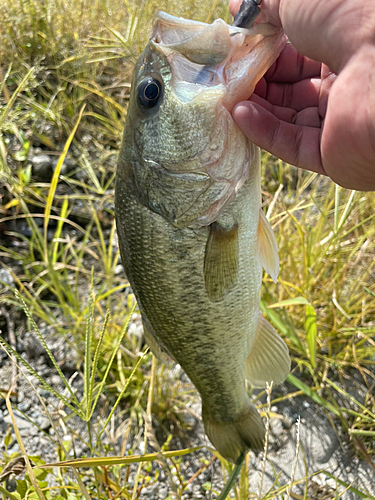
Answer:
(233, 100, 323, 174)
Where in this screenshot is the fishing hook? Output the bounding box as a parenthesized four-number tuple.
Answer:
(232, 0, 262, 28)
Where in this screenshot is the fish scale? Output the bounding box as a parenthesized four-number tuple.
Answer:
(136, 93, 220, 163)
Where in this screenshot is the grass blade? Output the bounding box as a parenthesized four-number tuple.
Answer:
(268, 297, 310, 308)
(87, 310, 109, 417)
(0, 64, 11, 103)
(39, 446, 205, 469)
(338, 190, 356, 231)
(324, 377, 375, 420)
(0, 338, 84, 418)
(0, 67, 34, 128)
(98, 347, 149, 439)
(52, 196, 69, 264)
(305, 304, 317, 369)
(260, 301, 305, 353)
(0, 485, 19, 500)
(321, 471, 375, 500)
(5, 389, 47, 500)
(217, 454, 245, 500)
(91, 302, 136, 421)
(44, 104, 86, 253)
(286, 374, 340, 416)
(84, 272, 95, 420)
(15, 290, 80, 406)
(334, 184, 340, 233)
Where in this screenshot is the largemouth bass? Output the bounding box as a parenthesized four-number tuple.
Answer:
(115, 11, 290, 463)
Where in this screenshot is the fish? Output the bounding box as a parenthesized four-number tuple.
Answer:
(115, 11, 290, 464)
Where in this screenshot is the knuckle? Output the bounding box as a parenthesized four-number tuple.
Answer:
(290, 125, 304, 166)
(269, 120, 281, 151)
(282, 83, 293, 107)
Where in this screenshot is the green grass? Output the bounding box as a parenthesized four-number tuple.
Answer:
(1, 0, 375, 498)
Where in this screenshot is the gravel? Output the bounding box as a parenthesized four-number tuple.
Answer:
(1, 338, 374, 499)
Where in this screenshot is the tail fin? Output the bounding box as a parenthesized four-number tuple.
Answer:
(202, 403, 265, 463)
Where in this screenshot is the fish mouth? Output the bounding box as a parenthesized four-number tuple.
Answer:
(151, 11, 287, 111)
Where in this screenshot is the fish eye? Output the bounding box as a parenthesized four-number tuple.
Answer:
(137, 78, 163, 111)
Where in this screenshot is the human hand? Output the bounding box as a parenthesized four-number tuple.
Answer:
(229, 0, 375, 191)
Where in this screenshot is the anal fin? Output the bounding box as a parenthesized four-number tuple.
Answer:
(204, 221, 239, 301)
(245, 312, 290, 388)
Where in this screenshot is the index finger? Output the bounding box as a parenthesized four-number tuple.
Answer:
(265, 43, 322, 83)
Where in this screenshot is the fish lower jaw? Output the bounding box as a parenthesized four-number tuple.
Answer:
(202, 402, 265, 463)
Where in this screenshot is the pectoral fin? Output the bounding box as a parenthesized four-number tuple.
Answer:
(204, 222, 239, 302)
(257, 209, 279, 283)
(245, 311, 290, 388)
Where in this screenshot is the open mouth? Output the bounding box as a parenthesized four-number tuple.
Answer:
(151, 11, 286, 110)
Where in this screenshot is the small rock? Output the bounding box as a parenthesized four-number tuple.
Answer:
(40, 364, 51, 376)
(4, 413, 32, 432)
(184, 482, 193, 493)
(51, 375, 63, 386)
(0, 416, 6, 436)
(139, 441, 145, 454)
(282, 407, 300, 428)
(6, 478, 17, 492)
(183, 410, 198, 430)
(8, 443, 21, 454)
(17, 401, 31, 413)
(30, 410, 41, 420)
(16, 341, 25, 353)
(30, 426, 39, 437)
(31, 155, 53, 180)
(60, 359, 77, 376)
(158, 486, 168, 499)
(82, 134, 92, 145)
(73, 168, 89, 182)
(270, 417, 284, 436)
(34, 217, 44, 227)
(0, 268, 14, 288)
(39, 416, 51, 431)
(22, 333, 45, 360)
(52, 157, 76, 176)
(74, 445, 83, 456)
(115, 264, 124, 275)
